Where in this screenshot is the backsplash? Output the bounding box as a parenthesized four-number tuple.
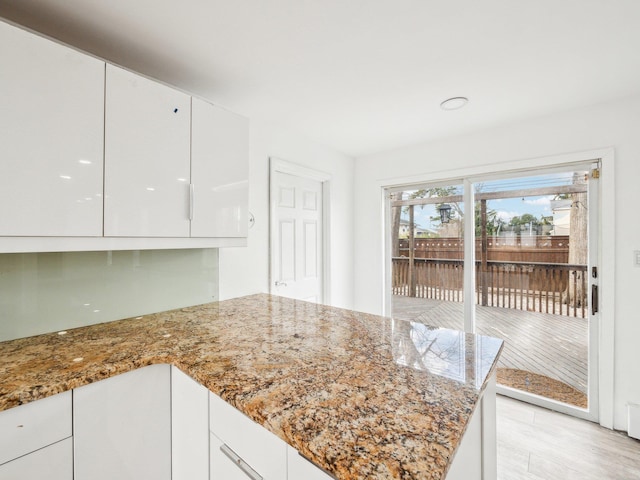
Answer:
(0, 249, 219, 342)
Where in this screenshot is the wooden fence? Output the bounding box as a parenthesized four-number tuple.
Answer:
(392, 257, 588, 318)
(398, 235, 570, 263)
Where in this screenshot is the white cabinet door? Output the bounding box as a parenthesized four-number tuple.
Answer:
(191, 98, 249, 238)
(445, 388, 484, 480)
(104, 64, 191, 237)
(172, 366, 209, 480)
(0, 20, 105, 237)
(209, 393, 287, 479)
(0, 437, 73, 480)
(73, 364, 171, 480)
(287, 446, 333, 480)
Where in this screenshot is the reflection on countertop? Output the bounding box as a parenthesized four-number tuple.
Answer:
(0, 293, 502, 480)
(392, 320, 503, 388)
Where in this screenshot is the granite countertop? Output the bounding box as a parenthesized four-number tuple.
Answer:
(0, 293, 503, 479)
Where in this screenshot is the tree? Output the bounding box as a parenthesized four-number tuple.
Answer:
(390, 192, 402, 257)
(563, 172, 588, 307)
(392, 186, 462, 254)
(508, 213, 540, 234)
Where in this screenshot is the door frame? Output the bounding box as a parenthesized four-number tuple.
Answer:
(381, 148, 615, 428)
(269, 157, 332, 304)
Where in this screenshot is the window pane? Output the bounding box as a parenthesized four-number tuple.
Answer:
(391, 184, 465, 331)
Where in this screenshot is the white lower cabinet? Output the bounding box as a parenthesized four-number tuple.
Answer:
(287, 446, 334, 480)
(210, 433, 265, 480)
(73, 364, 172, 480)
(0, 437, 73, 480)
(445, 375, 496, 480)
(172, 366, 210, 480)
(0, 390, 72, 465)
(0, 390, 72, 480)
(210, 393, 288, 480)
(2, 367, 490, 480)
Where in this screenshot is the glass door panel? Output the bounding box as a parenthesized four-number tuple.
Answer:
(390, 183, 465, 331)
(473, 170, 592, 410)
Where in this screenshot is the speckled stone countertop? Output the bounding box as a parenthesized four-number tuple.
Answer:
(0, 293, 502, 479)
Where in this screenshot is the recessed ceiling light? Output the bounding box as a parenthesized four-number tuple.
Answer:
(440, 97, 468, 111)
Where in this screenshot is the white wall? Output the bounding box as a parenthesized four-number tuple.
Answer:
(354, 95, 640, 432)
(219, 118, 355, 309)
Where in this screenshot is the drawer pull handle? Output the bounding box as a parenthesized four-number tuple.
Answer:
(220, 444, 263, 480)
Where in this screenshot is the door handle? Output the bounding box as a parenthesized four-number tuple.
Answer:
(592, 284, 599, 315)
(275, 281, 288, 287)
(189, 184, 194, 221)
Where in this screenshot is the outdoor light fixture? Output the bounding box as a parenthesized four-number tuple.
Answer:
(438, 204, 452, 223)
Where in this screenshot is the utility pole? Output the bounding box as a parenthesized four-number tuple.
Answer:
(481, 199, 488, 306)
(409, 205, 416, 297)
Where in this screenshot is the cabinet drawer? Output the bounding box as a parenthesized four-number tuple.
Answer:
(211, 433, 265, 480)
(287, 446, 334, 479)
(0, 391, 72, 465)
(209, 393, 287, 479)
(0, 437, 72, 480)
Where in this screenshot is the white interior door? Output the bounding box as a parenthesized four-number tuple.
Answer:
(270, 161, 327, 303)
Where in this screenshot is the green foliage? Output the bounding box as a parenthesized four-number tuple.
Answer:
(508, 213, 544, 234)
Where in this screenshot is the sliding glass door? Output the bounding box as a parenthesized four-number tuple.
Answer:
(387, 162, 599, 420)
(389, 182, 466, 330)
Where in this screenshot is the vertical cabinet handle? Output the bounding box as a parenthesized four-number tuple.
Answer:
(219, 444, 263, 480)
(592, 284, 599, 315)
(189, 184, 195, 221)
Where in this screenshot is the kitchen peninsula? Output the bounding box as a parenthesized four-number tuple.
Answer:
(0, 294, 502, 480)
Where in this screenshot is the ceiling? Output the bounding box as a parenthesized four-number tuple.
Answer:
(1, 0, 639, 157)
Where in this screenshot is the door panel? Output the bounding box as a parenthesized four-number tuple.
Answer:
(472, 169, 594, 415)
(279, 220, 296, 281)
(304, 221, 318, 277)
(271, 169, 324, 303)
(388, 162, 599, 421)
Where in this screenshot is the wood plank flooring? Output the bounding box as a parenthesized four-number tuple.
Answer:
(497, 396, 640, 479)
(391, 296, 588, 394)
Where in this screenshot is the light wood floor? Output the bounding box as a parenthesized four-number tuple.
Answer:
(497, 396, 640, 479)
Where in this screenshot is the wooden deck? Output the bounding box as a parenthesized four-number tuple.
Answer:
(391, 296, 588, 394)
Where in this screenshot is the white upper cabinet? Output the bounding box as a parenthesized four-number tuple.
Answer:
(0, 21, 105, 237)
(191, 98, 249, 238)
(0, 20, 249, 251)
(104, 64, 191, 237)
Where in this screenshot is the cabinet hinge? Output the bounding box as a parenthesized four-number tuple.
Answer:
(591, 168, 600, 179)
